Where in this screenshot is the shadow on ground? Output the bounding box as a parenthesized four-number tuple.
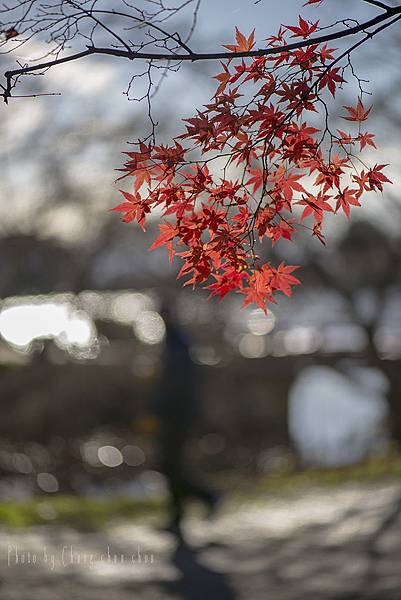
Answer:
(1, 481, 401, 599)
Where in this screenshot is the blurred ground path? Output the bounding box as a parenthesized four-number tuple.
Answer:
(1, 480, 401, 599)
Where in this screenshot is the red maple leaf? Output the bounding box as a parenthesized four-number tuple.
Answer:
(206, 268, 248, 300)
(357, 132, 376, 151)
(297, 192, 333, 222)
(318, 67, 344, 97)
(149, 221, 178, 255)
(213, 63, 231, 96)
(223, 28, 255, 53)
(271, 263, 301, 297)
(335, 187, 361, 219)
(111, 190, 150, 229)
(342, 98, 372, 122)
(367, 164, 392, 191)
(286, 16, 319, 39)
(270, 166, 306, 201)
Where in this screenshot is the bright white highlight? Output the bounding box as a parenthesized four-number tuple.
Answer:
(0, 300, 96, 351)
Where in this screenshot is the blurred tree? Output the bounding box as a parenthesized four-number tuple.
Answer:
(301, 220, 401, 443)
(0, 235, 78, 296)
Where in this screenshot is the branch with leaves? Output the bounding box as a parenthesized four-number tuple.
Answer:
(1, 0, 398, 309)
(1, 1, 401, 102)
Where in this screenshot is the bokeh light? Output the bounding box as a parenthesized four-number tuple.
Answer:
(247, 309, 276, 336)
(37, 473, 59, 493)
(97, 446, 123, 468)
(133, 311, 166, 345)
(122, 445, 145, 467)
(238, 334, 269, 359)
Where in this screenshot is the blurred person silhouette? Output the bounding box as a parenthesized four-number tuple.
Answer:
(152, 303, 218, 539)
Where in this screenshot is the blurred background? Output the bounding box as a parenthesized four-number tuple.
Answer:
(1, 1, 401, 598)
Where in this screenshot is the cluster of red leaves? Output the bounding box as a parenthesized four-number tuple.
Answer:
(112, 10, 391, 311)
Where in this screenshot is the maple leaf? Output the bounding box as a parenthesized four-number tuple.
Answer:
(133, 168, 152, 191)
(153, 142, 186, 169)
(357, 132, 376, 151)
(149, 221, 178, 255)
(247, 167, 266, 193)
(336, 130, 354, 146)
(271, 263, 301, 297)
(297, 192, 332, 222)
(318, 67, 343, 97)
(270, 166, 306, 201)
(116, 143, 154, 185)
(202, 206, 226, 233)
(223, 28, 255, 53)
(314, 154, 349, 192)
(312, 222, 326, 244)
(342, 98, 372, 122)
(255, 206, 276, 239)
(213, 62, 231, 96)
(233, 206, 251, 228)
(286, 16, 319, 39)
(319, 43, 336, 63)
(353, 170, 370, 193)
(241, 267, 274, 311)
(266, 26, 286, 45)
(181, 111, 216, 147)
(335, 187, 361, 219)
(111, 190, 149, 229)
(206, 268, 248, 300)
(367, 164, 392, 191)
(269, 219, 296, 244)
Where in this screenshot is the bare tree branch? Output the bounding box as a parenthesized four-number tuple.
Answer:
(2, 3, 401, 103)
(360, 0, 393, 10)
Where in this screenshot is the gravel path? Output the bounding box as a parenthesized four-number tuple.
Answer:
(1, 481, 401, 599)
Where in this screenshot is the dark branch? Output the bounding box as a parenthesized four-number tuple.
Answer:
(89, 6, 401, 61)
(3, 48, 94, 103)
(2, 2, 401, 103)
(4, 4, 401, 104)
(360, 0, 393, 10)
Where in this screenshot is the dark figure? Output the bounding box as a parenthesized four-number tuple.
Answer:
(152, 309, 217, 537)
